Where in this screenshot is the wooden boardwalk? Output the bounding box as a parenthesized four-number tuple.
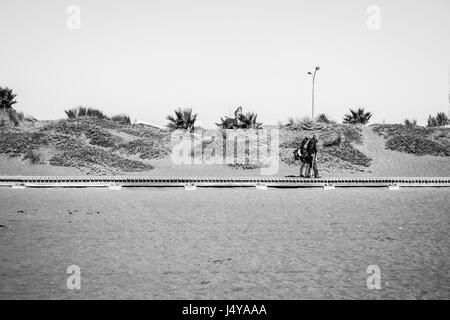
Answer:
(0, 176, 449, 189)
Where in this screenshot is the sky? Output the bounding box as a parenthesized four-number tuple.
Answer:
(0, 0, 449, 127)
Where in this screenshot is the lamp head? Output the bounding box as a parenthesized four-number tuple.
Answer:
(315, 66, 320, 70)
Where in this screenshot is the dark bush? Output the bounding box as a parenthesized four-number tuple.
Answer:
(427, 112, 448, 127)
(111, 114, 131, 125)
(316, 113, 331, 124)
(65, 106, 107, 119)
(404, 119, 417, 127)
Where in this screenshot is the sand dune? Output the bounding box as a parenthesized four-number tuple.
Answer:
(1, 127, 448, 178)
(355, 127, 450, 177)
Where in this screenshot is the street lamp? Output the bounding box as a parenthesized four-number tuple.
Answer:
(307, 66, 320, 121)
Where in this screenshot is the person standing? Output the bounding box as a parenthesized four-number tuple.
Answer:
(305, 135, 320, 178)
(298, 137, 309, 177)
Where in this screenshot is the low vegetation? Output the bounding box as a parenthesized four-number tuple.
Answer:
(427, 112, 448, 127)
(0, 131, 49, 156)
(0, 116, 170, 174)
(110, 114, 131, 125)
(371, 124, 450, 156)
(404, 119, 417, 127)
(2, 85, 448, 176)
(64, 106, 132, 127)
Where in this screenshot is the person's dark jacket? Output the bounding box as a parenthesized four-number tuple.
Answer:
(299, 138, 309, 156)
(306, 138, 317, 156)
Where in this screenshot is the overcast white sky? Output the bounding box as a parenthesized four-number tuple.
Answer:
(0, 0, 449, 127)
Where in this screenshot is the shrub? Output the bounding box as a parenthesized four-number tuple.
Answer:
(436, 112, 448, 126)
(78, 107, 87, 117)
(64, 106, 107, 119)
(404, 119, 417, 127)
(386, 135, 449, 156)
(341, 125, 363, 144)
(372, 124, 449, 156)
(0, 131, 48, 156)
(343, 108, 372, 125)
(166, 108, 197, 132)
(111, 114, 131, 125)
(325, 142, 372, 166)
(49, 137, 153, 172)
(113, 139, 169, 160)
(428, 112, 448, 127)
(86, 107, 106, 118)
(65, 108, 78, 119)
(85, 128, 119, 148)
(316, 113, 331, 124)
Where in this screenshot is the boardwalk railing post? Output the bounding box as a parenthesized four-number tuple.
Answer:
(185, 183, 197, 191)
(11, 184, 26, 189)
(323, 184, 335, 190)
(388, 184, 400, 190)
(255, 183, 268, 190)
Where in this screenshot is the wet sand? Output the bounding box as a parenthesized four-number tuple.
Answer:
(0, 187, 449, 299)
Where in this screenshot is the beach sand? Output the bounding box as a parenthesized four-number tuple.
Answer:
(1, 187, 449, 299)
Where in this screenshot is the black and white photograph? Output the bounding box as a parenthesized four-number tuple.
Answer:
(0, 0, 449, 307)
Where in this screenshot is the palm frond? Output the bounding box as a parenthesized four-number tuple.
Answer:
(166, 108, 198, 131)
(343, 108, 372, 125)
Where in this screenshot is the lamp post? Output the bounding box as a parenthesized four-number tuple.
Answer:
(307, 66, 320, 121)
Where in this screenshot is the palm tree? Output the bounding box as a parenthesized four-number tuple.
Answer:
(343, 108, 372, 125)
(0, 87, 17, 109)
(316, 113, 331, 124)
(216, 107, 262, 129)
(237, 112, 262, 129)
(166, 108, 198, 132)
